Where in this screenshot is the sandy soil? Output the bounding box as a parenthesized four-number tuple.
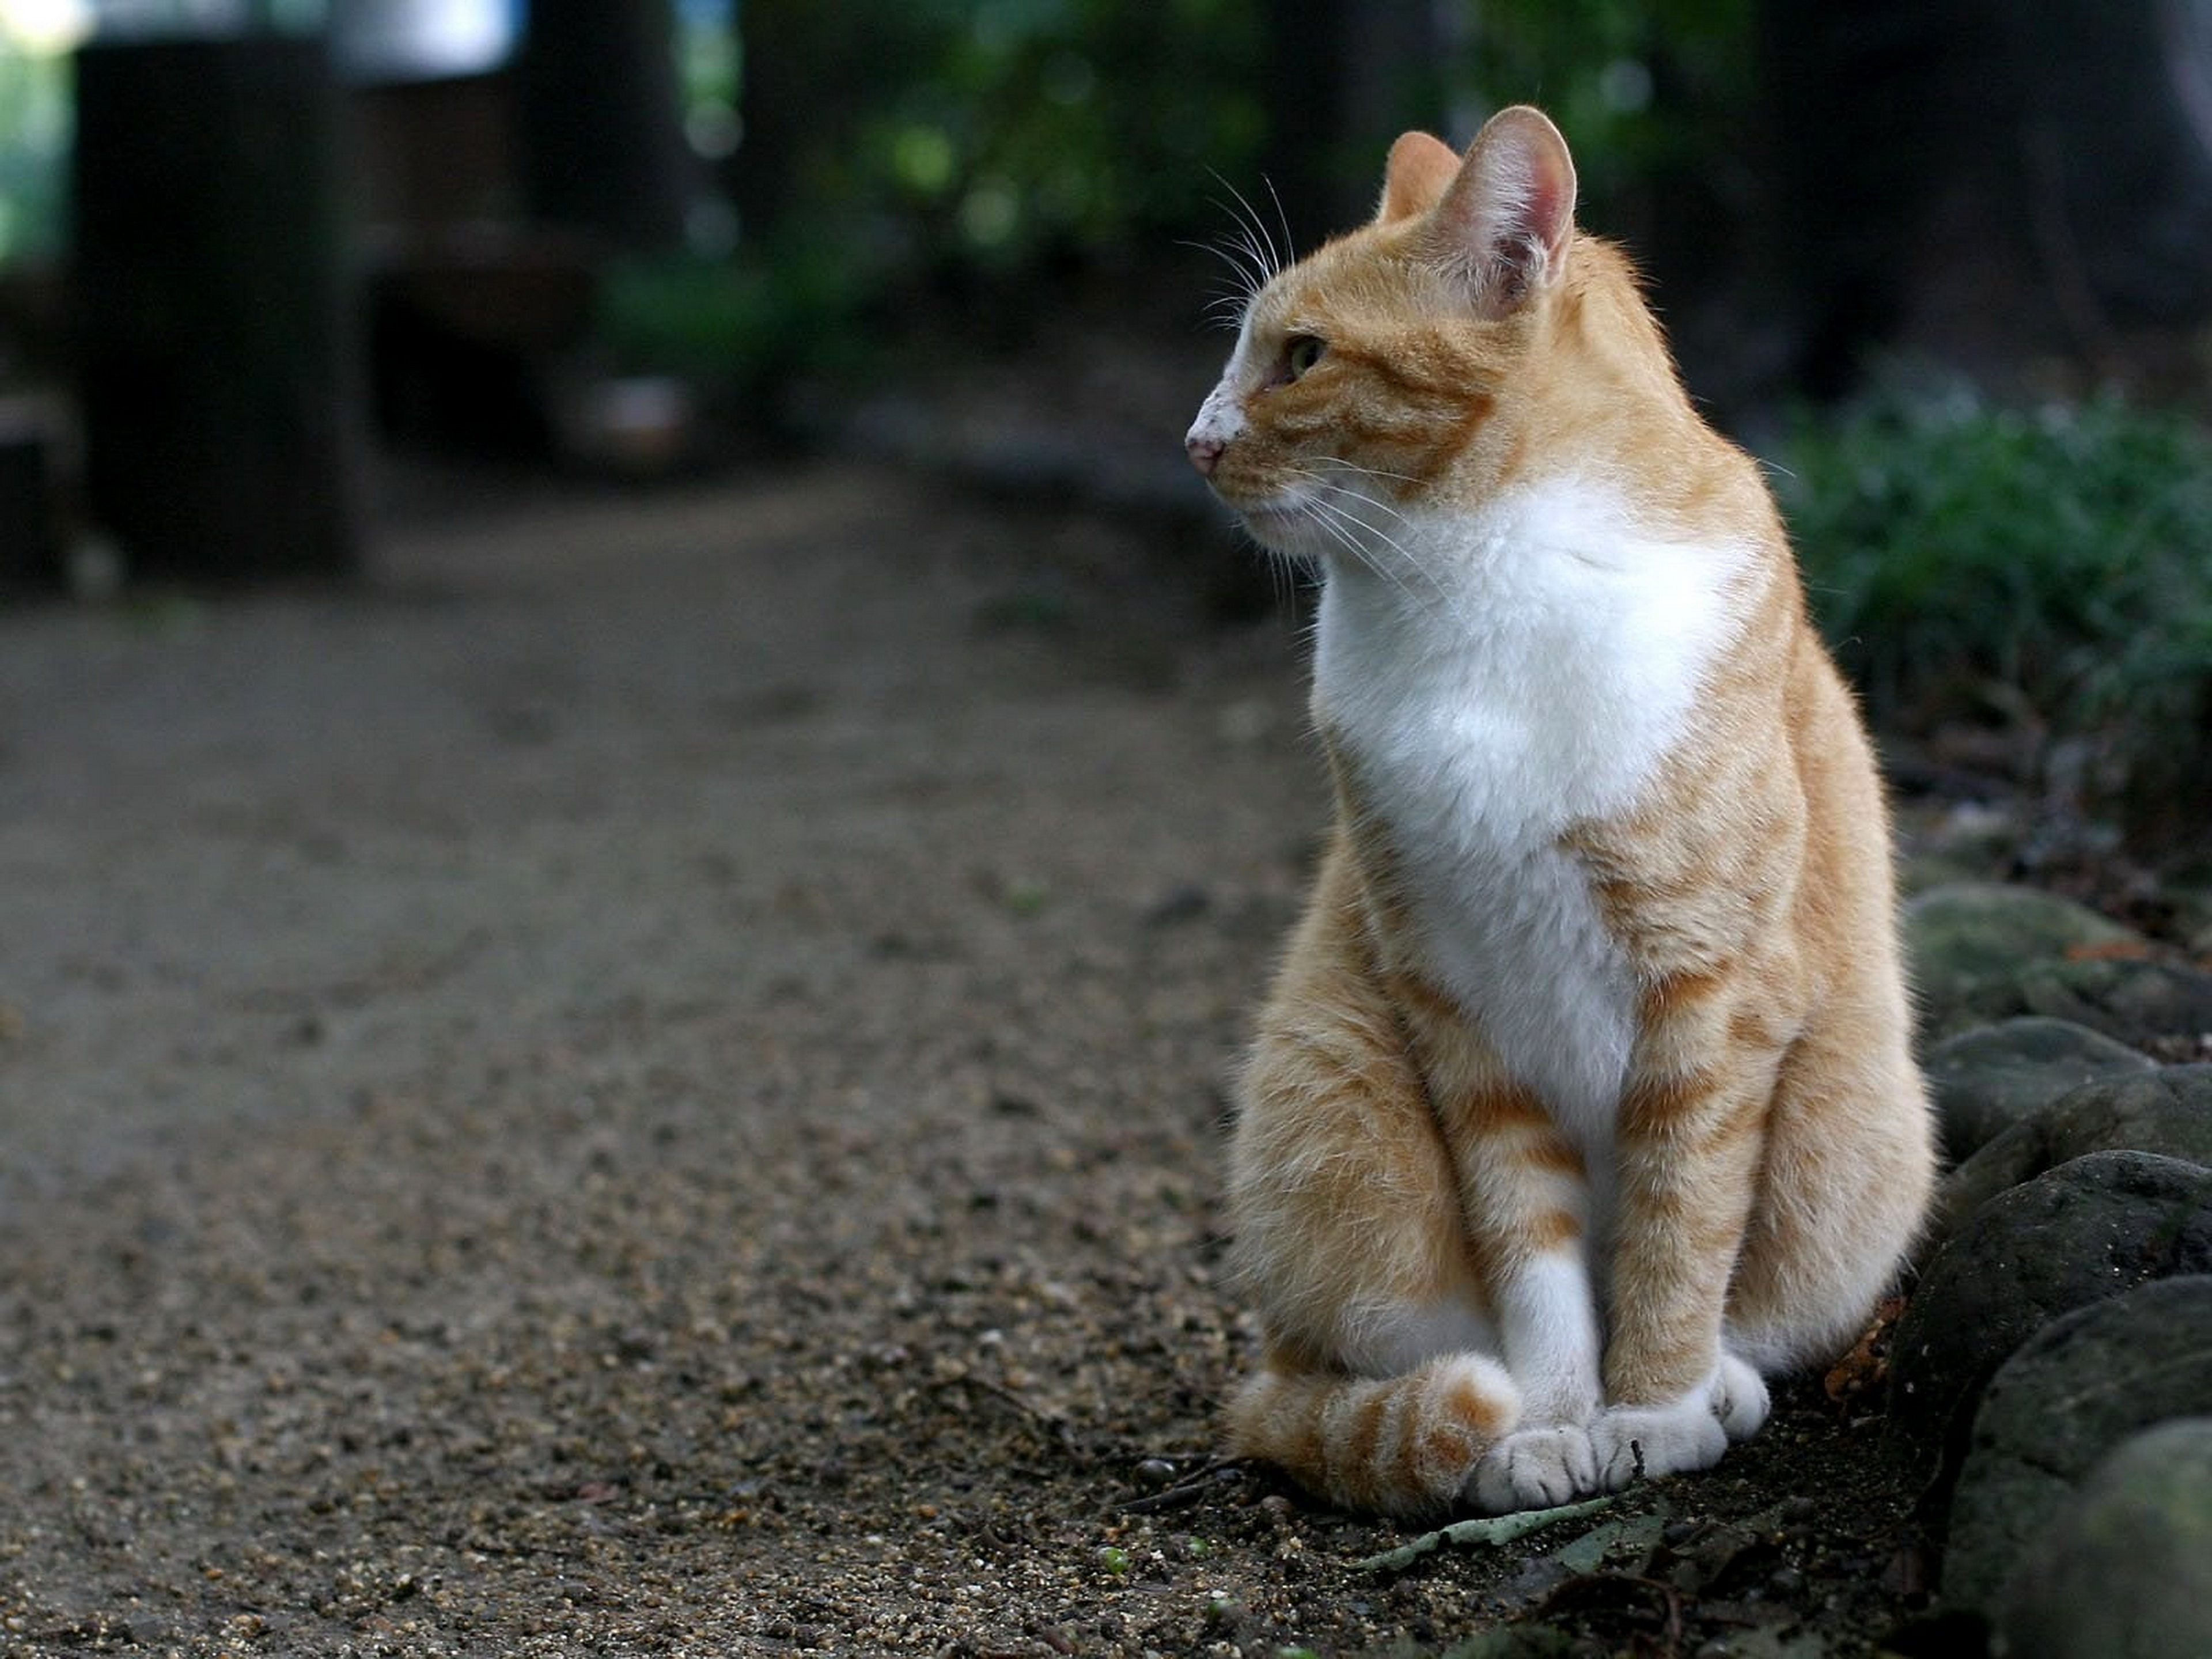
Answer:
(0, 464, 1927, 1657)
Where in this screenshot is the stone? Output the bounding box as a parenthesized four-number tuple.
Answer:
(1885, 1151, 2212, 1469)
(1921, 1017, 2156, 1163)
(1906, 882, 2142, 1040)
(1929, 1065, 2212, 1247)
(1943, 1278, 2212, 1608)
(2165, 866, 2212, 959)
(2017, 953, 2212, 1051)
(1988, 1417, 2212, 1659)
(1903, 882, 2212, 1047)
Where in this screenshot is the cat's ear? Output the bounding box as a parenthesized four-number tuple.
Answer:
(1425, 105, 1577, 318)
(1374, 131, 1462, 225)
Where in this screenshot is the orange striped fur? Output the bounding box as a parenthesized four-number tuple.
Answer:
(1188, 109, 1934, 1519)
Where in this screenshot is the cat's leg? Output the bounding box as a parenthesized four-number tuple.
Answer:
(1722, 1007, 1934, 1376)
(1224, 841, 1520, 1518)
(1588, 972, 1785, 1491)
(1424, 1069, 1607, 1513)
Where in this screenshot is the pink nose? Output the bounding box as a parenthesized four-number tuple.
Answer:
(1186, 431, 1224, 477)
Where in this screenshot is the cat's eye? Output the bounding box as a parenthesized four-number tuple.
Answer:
(1285, 335, 1326, 381)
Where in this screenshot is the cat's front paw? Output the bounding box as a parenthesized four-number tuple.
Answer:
(1465, 1425, 1598, 1514)
(1711, 1352, 1770, 1444)
(1590, 1389, 1730, 1491)
(1590, 1354, 1771, 1490)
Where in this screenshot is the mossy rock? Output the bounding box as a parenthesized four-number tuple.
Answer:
(1905, 882, 2212, 1045)
(1944, 1278, 2212, 1609)
(1927, 1065, 2212, 1248)
(1921, 1017, 2156, 1164)
(2015, 953, 2212, 1050)
(1990, 1417, 2212, 1659)
(1887, 1151, 2212, 1472)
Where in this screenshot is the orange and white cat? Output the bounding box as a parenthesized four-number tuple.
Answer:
(1185, 108, 1934, 1518)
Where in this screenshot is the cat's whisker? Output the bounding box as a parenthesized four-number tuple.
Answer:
(1291, 502, 1376, 579)
(1262, 174, 1297, 277)
(1207, 170, 1286, 285)
(1313, 455, 1429, 489)
(1285, 466, 1421, 545)
(1310, 518, 1441, 618)
(1231, 188, 1285, 283)
(1297, 492, 1458, 623)
(1298, 487, 1460, 619)
(1181, 225, 1272, 315)
(1225, 228, 1272, 287)
(1203, 285, 1256, 332)
(1311, 480, 1414, 528)
(1213, 214, 1274, 278)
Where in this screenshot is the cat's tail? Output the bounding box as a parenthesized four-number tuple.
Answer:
(1225, 1353, 1521, 1519)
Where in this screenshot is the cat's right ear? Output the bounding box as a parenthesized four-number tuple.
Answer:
(1375, 132, 1462, 225)
(1424, 105, 1578, 319)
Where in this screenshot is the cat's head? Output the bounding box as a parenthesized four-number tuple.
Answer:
(1186, 107, 1669, 565)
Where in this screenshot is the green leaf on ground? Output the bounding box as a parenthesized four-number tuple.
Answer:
(1351, 1494, 1617, 1573)
(1550, 1503, 1672, 1575)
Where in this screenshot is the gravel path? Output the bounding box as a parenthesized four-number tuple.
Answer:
(0, 464, 1923, 1657)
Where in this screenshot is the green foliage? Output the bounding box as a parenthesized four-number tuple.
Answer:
(1779, 387, 2212, 836)
(0, 37, 70, 266)
(757, 0, 1265, 273)
(608, 0, 1270, 389)
(743, 0, 1750, 277)
(1457, 0, 1755, 206)
(598, 246, 872, 387)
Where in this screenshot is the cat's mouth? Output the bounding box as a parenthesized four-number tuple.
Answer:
(1217, 490, 1315, 551)
(1239, 501, 1305, 531)
(1247, 501, 1355, 567)
(1207, 470, 1342, 558)
(1232, 500, 1313, 554)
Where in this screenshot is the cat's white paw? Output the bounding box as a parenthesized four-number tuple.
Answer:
(1590, 1389, 1732, 1491)
(1590, 1354, 1770, 1491)
(1711, 1353, 1770, 1444)
(1465, 1425, 1599, 1514)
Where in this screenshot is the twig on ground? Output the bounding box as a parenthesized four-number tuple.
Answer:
(1353, 1493, 1618, 1573)
(929, 1374, 1082, 1458)
(1117, 1458, 1259, 1515)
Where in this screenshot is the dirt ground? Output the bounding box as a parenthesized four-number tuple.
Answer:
(0, 463, 1933, 1657)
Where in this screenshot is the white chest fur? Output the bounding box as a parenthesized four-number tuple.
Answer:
(1311, 478, 1747, 1138)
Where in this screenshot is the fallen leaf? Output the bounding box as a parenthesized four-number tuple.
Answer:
(1824, 1294, 1906, 1404)
(2063, 940, 2158, 962)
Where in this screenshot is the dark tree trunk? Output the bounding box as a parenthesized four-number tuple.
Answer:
(719, 0, 897, 253)
(0, 403, 59, 593)
(722, 0, 809, 247)
(1758, 0, 2212, 391)
(72, 36, 361, 584)
(1260, 0, 1447, 255)
(516, 0, 692, 251)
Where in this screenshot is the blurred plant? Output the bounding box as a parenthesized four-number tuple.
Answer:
(0, 26, 72, 266)
(1456, 0, 1755, 210)
(1779, 385, 2212, 844)
(598, 242, 873, 390)
(605, 0, 1270, 390)
(611, 0, 1772, 395)
(764, 0, 1267, 275)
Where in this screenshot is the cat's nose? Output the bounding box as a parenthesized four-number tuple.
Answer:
(1185, 431, 1224, 476)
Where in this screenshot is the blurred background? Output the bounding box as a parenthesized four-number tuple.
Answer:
(2, 0, 2211, 858)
